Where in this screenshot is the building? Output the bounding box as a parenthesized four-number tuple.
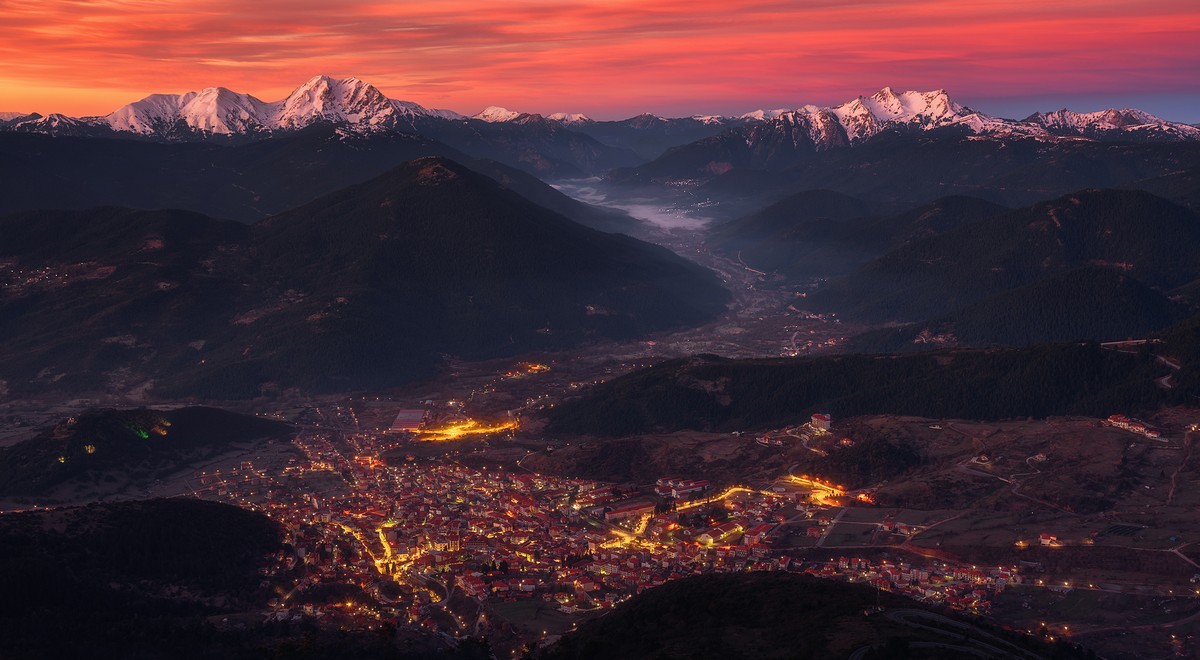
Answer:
(605, 499, 656, 522)
(387, 410, 428, 433)
(811, 413, 832, 432)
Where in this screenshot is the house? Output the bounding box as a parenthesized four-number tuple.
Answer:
(812, 413, 832, 432)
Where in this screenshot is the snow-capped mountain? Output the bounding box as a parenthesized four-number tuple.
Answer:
(6, 75, 463, 139)
(472, 106, 522, 123)
(546, 112, 592, 125)
(104, 87, 273, 135)
(771, 87, 1047, 147)
(4, 79, 1196, 150)
(740, 108, 793, 121)
(1025, 108, 1200, 141)
(726, 87, 1199, 151)
(7, 112, 99, 136)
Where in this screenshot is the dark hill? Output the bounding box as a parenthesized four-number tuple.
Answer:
(0, 407, 292, 497)
(544, 345, 1167, 436)
(540, 572, 1077, 660)
(707, 189, 874, 275)
(572, 114, 736, 160)
(616, 133, 1200, 212)
(809, 189, 1200, 323)
(413, 114, 641, 178)
(186, 157, 727, 395)
(0, 207, 249, 393)
(0, 128, 638, 231)
(709, 193, 1006, 278)
(845, 267, 1191, 353)
(0, 158, 728, 398)
(0, 498, 476, 660)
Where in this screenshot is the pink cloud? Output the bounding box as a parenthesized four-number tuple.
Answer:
(0, 0, 1196, 118)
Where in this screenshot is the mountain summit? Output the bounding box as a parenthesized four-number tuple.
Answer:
(21, 75, 463, 138)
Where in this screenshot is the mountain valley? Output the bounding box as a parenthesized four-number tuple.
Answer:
(5, 79, 1200, 660)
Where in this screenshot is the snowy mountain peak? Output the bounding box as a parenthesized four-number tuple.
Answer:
(274, 75, 400, 129)
(1024, 107, 1200, 140)
(472, 106, 523, 122)
(547, 112, 593, 125)
(740, 109, 793, 121)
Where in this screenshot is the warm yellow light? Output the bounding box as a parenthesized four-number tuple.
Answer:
(418, 418, 517, 441)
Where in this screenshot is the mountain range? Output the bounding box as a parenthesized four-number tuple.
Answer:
(3, 79, 1195, 150)
(0, 157, 728, 399)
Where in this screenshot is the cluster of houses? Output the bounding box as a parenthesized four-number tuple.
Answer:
(1105, 414, 1163, 440)
(800, 557, 1018, 613)
(654, 477, 710, 499)
(197, 423, 1026, 634)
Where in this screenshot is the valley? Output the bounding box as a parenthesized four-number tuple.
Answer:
(4, 181, 1200, 659)
(4, 76, 1200, 660)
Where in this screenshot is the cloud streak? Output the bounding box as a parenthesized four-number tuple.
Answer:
(1, 0, 1197, 120)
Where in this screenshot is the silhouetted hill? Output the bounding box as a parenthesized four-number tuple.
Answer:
(707, 189, 874, 274)
(571, 114, 738, 160)
(0, 498, 478, 660)
(545, 345, 1167, 436)
(845, 267, 1191, 353)
(413, 114, 641, 177)
(0, 207, 250, 394)
(541, 572, 1081, 660)
(709, 193, 1007, 277)
(809, 189, 1200, 323)
(0, 498, 282, 658)
(0, 158, 728, 398)
(0, 128, 638, 231)
(616, 134, 1200, 211)
(0, 407, 291, 497)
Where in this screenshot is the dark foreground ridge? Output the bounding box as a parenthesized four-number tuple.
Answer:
(0, 407, 292, 498)
(0, 498, 492, 660)
(540, 572, 1089, 660)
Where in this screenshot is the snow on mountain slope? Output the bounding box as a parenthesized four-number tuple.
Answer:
(5, 78, 1197, 146)
(472, 106, 522, 122)
(48, 75, 449, 137)
(105, 87, 272, 134)
(1026, 108, 1200, 140)
(547, 112, 592, 124)
(740, 108, 793, 121)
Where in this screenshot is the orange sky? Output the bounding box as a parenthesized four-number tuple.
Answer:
(2, 0, 1198, 120)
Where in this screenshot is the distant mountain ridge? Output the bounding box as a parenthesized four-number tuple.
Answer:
(6, 81, 1195, 145)
(12, 75, 463, 138)
(611, 88, 1200, 185)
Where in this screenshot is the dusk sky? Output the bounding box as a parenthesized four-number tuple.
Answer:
(3, 0, 1199, 122)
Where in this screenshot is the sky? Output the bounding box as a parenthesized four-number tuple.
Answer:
(2, 0, 1199, 122)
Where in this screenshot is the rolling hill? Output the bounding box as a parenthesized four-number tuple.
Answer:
(544, 345, 1168, 437)
(844, 267, 1191, 353)
(708, 193, 1007, 278)
(808, 189, 1200, 323)
(0, 407, 292, 498)
(0, 158, 729, 399)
